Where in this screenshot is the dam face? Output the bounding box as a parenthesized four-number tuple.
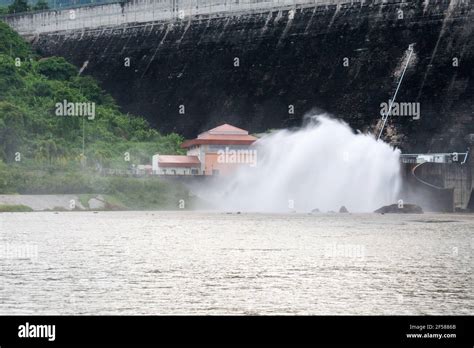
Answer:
(2, 0, 474, 152)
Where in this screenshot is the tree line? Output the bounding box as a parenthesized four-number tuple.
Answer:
(0, 0, 49, 15)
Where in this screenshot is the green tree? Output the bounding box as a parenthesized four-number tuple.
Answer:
(0, 102, 26, 162)
(0, 55, 24, 96)
(33, 0, 49, 11)
(0, 22, 31, 57)
(36, 139, 58, 164)
(37, 57, 77, 80)
(8, 0, 30, 14)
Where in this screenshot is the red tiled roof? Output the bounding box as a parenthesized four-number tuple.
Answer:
(157, 155, 201, 168)
(182, 124, 257, 148)
(201, 123, 249, 136)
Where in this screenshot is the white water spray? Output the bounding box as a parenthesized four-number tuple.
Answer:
(207, 114, 401, 213)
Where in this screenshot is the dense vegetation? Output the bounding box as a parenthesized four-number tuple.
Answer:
(0, 0, 116, 14)
(0, 0, 48, 14)
(0, 21, 194, 210)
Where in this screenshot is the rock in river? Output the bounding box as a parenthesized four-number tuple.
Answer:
(374, 204, 423, 214)
(339, 206, 349, 213)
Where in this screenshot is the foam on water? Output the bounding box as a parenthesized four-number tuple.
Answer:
(210, 114, 401, 213)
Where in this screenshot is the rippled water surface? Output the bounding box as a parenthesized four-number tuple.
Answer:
(1, 211, 472, 314)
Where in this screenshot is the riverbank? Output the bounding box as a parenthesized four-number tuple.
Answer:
(0, 164, 201, 211)
(0, 194, 111, 211)
(0, 185, 197, 212)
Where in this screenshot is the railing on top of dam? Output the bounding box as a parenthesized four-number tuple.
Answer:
(400, 152, 470, 164)
(1, 0, 401, 36)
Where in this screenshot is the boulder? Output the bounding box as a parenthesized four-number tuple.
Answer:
(339, 206, 349, 213)
(374, 203, 423, 214)
(88, 195, 106, 210)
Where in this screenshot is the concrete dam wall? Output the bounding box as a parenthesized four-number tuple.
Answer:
(2, 0, 474, 154)
(2, 0, 345, 36)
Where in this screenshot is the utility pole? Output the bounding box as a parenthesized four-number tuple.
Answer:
(79, 86, 86, 169)
(82, 114, 85, 156)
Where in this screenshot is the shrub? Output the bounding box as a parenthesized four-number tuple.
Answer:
(37, 57, 77, 81)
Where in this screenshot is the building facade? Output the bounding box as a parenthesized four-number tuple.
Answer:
(152, 124, 257, 176)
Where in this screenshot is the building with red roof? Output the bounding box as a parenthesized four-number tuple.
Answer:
(152, 124, 258, 176)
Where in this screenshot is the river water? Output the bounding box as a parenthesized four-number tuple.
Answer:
(0, 211, 472, 315)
